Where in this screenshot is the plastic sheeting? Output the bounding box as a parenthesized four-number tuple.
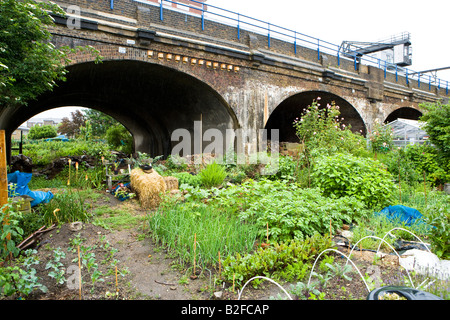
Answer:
(7, 171, 53, 207)
(375, 205, 426, 227)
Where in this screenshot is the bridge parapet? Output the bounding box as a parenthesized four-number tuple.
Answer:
(49, 0, 449, 100)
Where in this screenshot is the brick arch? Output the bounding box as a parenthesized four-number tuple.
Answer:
(265, 90, 367, 142)
(384, 106, 423, 123)
(4, 58, 239, 157)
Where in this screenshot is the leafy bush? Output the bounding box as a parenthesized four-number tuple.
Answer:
(425, 199, 450, 259)
(369, 119, 394, 153)
(221, 233, 335, 288)
(17, 140, 109, 166)
(172, 172, 201, 187)
(105, 124, 133, 155)
(239, 186, 367, 242)
(0, 203, 23, 260)
(198, 162, 227, 188)
(28, 125, 57, 140)
(379, 144, 449, 186)
(312, 153, 396, 210)
(420, 102, 450, 160)
(293, 99, 367, 158)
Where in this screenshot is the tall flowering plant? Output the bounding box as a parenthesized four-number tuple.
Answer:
(368, 119, 394, 153)
(293, 98, 366, 157)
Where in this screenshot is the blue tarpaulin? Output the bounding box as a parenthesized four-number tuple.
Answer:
(7, 171, 53, 207)
(376, 205, 426, 227)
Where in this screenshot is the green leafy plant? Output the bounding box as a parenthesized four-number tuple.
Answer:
(425, 201, 449, 259)
(198, 161, 227, 188)
(369, 119, 394, 153)
(312, 153, 396, 210)
(45, 247, 66, 285)
(39, 189, 90, 225)
(1, 203, 24, 260)
(221, 233, 335, 288)
(293, 99, 367, 158)
(420, 102, 450, 160)
(0, 249, 47, 298)
(239, 186, 367, 242)
(172, 172, 202, 187)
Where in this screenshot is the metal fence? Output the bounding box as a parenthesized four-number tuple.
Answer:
(131, 0, 449, 94)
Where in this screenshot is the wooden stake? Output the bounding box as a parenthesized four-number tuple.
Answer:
(75, 162, 78, 181)
(423, 171, 427, 206)
(218, 251, 221, 277)
(68, 158, 71, 186)
(193, 233, 197, 275)
(329, 219, 332, 240)
(0, 131, 10, 252)
(398, 158, 401, 203)
(115, 266, 119, 294)
(232, 274, 235, 293)
(77, 245, 82, 300)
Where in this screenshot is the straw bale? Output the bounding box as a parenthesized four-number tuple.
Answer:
(130, 168, 166, 209)
(163, 176, 179, 191)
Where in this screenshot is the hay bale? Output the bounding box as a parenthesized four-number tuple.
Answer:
(130, 168, 166, 209)
(163, 176, 179, 191)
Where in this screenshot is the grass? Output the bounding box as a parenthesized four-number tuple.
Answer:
(146, 200, 261, 270)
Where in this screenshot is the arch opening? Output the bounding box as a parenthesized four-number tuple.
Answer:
(2, 60, 238, 159)
(265, 90, 367, 143)
(384, 107, 423, 123)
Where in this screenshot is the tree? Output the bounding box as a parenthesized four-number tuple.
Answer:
(0, 0, 67, 107)
(82, 109, 117, 138)
(420, 102, 450, 160)
(106, 124, 133, 154)
(28, 125, 57, 140)
(58, 110, 86, 137)
(0, 0, 102, 108)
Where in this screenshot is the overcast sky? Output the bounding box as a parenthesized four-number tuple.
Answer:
(206, 0, 450, 77)
(34, 0, 450, 120)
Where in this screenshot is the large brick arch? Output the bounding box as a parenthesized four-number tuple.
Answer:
(265, 90, 367, 142)
(4, 58, 239, 157)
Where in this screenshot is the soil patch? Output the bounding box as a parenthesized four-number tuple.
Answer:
(3, 192, 412, 301)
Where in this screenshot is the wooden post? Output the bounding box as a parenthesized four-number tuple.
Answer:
(193, 233, 197, 275)
(0, 131, 9, 247)
(0, 130, 7, 207)
(423, 171, 427, 206)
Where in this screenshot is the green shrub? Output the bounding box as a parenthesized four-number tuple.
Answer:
(105, 124, 133, 155)
(425, 198, 450, 259)
(239, 187, 367, 242)
(312, 153, 396, 210)
(368, 119, 394, 153)
(198, 162, 227, 188)
(172, 172, 201, 187)
(293, 99, 367, 158)
(28, 125, 57, 140)
(221, 233, 335, 288)
(420, 102, 450, 160)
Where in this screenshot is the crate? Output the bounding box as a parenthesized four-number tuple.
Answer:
(11, 195, 34, 214)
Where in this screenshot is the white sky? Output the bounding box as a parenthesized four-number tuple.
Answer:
(206, 0, 450, 78)
(35, 0, 450, 120)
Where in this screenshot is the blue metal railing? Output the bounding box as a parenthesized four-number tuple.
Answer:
(131, 0, 448, 94)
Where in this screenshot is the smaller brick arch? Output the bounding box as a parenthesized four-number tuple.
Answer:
(384, 107, 423, 123)
(265, 90, 367, 142)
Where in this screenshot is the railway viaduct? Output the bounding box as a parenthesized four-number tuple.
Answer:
(1, 0, 448, 158)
